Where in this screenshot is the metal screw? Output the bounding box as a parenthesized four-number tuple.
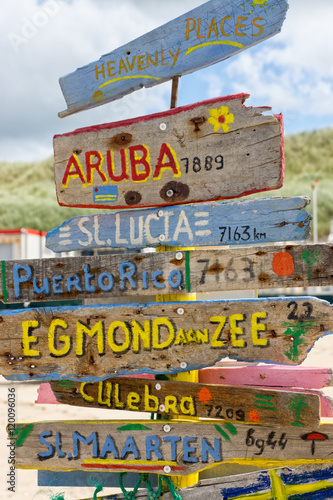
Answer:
(166, 189, 174, 197)
(177, 308, 184, 315)
(155, 383, 161, 391)
(30, 365, 36, 369)
(159, 234, 166, 242)
(157, 210, 164, 217)
(160, 123, 167, 131)
(179, 284, 185, 291)
(164, 465, 171, 473)
(176, 252, 183, 260)
(180, 362, 187, 369)
(163, 424, 171, 433)
(159, 404, 166, 412)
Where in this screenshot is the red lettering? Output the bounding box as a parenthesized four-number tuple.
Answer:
(153, 143, 180, 180)
(129, 145, 151, 182)
(85, 151, 107, 184)
(107, 150, 129, 182)
(62, 155, 86, 187)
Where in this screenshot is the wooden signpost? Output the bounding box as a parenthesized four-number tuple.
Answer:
(4, 241, 333, 305)
(161, 464, 333, 500)
(58, 1, 289, 117)
(46, 196, 310, 252)
(11, 420, 333, 474)
(1, 296, 332, 381)
(55, 95, 284, 209)
(200, 365, 333, 390)
(48, 377, 321, 428)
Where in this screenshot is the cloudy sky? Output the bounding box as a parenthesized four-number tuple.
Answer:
(1, 0, 333, 162)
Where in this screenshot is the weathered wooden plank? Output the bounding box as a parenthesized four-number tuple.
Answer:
(47, 378, 320, 428)
(58, 1, 289, 117)
(6, 241, 332, 305)
(46, 196, 311, 253)
(38, 379, 333, 419)
(37, 470, 157, 488)
(55, 95, 284, 209)
(162, 464, 333, 500)
(200, 366, 333, 390)
(1, 296, 332, 381)
(38, 465, 333, 498)
(11, 420, 333, 475)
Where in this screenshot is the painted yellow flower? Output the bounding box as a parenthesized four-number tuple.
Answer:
(208, 106, 234, 133)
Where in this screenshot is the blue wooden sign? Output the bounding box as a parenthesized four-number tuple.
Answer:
(58, 0, 289, 117)
(162, 465, 333, 500)
(46, 196, 311, 252)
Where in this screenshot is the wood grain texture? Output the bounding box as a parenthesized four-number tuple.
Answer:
(48, 377, 320, 428)
(162, 464, 333, 499)
(1, 296, 332, 381)
(46, 196, 311, 253)
(58, 1, 289, 117)
(5, 241, 332, 305)
(11, 420, 333, 475)
(55, 95, 284, 209)
(37, 464, 333, 496)
(200, 366, 333, 390)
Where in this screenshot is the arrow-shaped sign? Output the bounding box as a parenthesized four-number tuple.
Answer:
(11, 420, 333, 475)
(58, 0, 289, 117)
(46, 196, 310, 253)
(3, 242, 332, 305)
(1, 297, 332, 381)
(48, 377, 320, 428)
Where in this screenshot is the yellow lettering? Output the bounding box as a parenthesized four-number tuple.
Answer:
(48, 319, 70, 357)
(107, 61, 116, 77)
(210, 316, 227, 347)
(144, 385, 159, 412)
(165, 395, 179, 414)
(196, 329, 209, 344)
(80, 383, 94, 403)
(196, 18, 205, 39)
(169, 48, 181, 69)
(118, 58, 128, 74)
(185, 328, 197, 344)
(126, 56, 136, 71)
(22, 320, 40, 357)
(186, 18, 196, 40)
(137, 55, 145, 71)
(220, 16, 232, 37)
(251, 312, 268, 346)
(235, 16, 248, 37)
(230, 314, 246, 348)
(76, 321, 104, 356)
(95, 63, 105, 80)
(174, 328, 188, 346)
(147, 51, 158, 69)
(114, 383, 125, 409)
(161, 49, 169, 66)
(208, 17, 218, 38)
(98, 381, 112, 407)
(132, 320, 151, 353)
(127, 392, 141, 410)
(252, 17, 264, 37)
(108, 321, 131, 353)
(152, 317, 175, 349)
(180, 396, 195, 416)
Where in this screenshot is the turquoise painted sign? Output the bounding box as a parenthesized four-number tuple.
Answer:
(58, 0, 289, 117)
